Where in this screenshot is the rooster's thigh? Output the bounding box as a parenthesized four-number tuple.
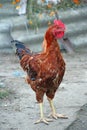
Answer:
(46, 88, 57, 100)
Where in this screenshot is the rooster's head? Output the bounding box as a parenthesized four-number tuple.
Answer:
(44, 19, 66, 50)
(52, 19, 66, 39)
(45, 19, 66, 40)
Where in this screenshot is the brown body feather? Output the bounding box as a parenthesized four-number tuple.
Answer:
(20, 26, 65, 103)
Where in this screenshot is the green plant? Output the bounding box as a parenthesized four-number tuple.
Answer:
(26, 0, 84, 30)
(0, 89, 9, 99)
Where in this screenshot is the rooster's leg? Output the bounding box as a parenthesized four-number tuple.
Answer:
(48, 98, 68, 119)
(35, 103, 52, 125)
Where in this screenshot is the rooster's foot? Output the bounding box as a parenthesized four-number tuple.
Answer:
(35, 117, 53, 125)
(48, 113, 68, 119)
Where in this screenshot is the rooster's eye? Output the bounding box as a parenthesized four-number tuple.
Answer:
(56, 27, 59, 29)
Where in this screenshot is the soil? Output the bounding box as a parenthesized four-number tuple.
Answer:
(0, 47, 87, 130)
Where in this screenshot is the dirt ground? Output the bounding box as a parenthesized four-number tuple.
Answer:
(0, 47, 87, 130)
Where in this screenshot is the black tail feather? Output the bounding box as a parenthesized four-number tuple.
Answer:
(11, 40, 33, 60)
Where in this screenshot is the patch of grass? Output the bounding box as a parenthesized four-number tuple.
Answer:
(0, 89, 9, 99)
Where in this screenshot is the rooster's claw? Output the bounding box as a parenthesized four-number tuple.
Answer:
(34, 117, 53, 125)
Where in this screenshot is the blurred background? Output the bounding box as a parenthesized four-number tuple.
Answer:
(0, 0, 87, 53)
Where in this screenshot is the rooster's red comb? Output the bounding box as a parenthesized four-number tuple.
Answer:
(54, 19, 66, 30)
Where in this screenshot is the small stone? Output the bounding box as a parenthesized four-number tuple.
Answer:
(0, 82, 5, 88)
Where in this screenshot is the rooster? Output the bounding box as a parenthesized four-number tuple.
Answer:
(12, 19, 68, 124)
